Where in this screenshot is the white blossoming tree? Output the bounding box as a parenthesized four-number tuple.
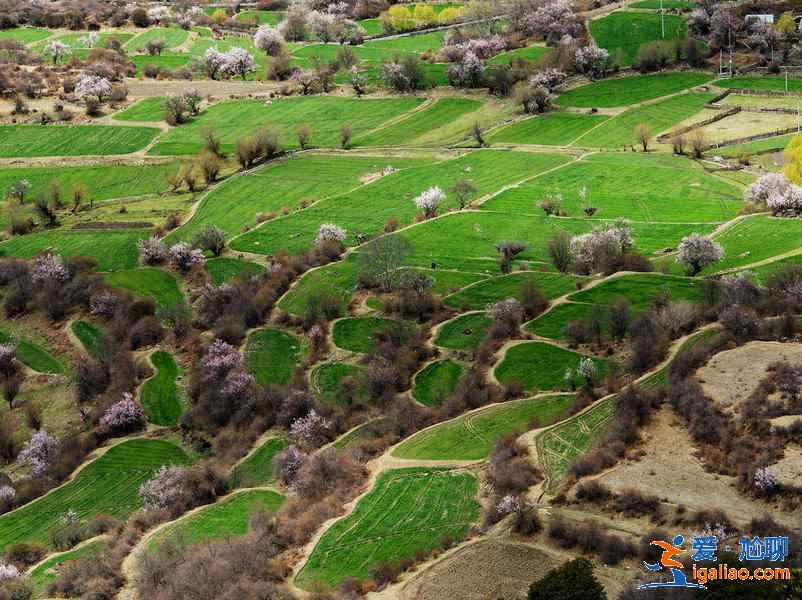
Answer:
(677, 234, 724, 275)
(43, 40, 71, 65)
(414, 186, 446, 219)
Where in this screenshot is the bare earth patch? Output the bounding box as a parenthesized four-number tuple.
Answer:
(598, 408, 796, 526)
(697, 341, 802, 412)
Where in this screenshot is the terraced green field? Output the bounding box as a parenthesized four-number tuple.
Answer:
(527, 303, 601, 340)
(0, 439, 190, 550)
(174, 153, 427, 241)
(149, 97, 424, 156)
(70, 320, 103, 358)
(234, 9, 286, 24)
(484, 152, 743, 222)
(590, 11, 688, 65)
(126, 27, 189, 53)
(0, 125, 160, 157)
(355, 98, 482, 146)
(232, 151, 571, 255)
(0, 162, 176, 203)
(701, 215, 802, 274)
(0, 27, 52, 43)
(392, 394, 575, 460)
(630, 0, 696, 7)
(435, 313, 492, 350)
(0, 330, 63, 374)
(495, 342, 607, 391)
(709, 133, 795, 158)
(444, 271, 581, 311)
(312, 362, 368, 406)
(332, 317, 416, 353)
(245, 328, 306, 385)
(205, 257, 265, 286)
(535, 396, 616, 491)
(412, 359, 464, 406)
(140, 351, 182, 427)
(418, 268, 487, 295)
(132, 53, 192, 75)
(278, 257, 359, 317)
(296, 468, 480, 589)
(230, 437, 289, 488)
(714, 76, 802, 93)
(151, 490, 284, 548)
(568, 273, 703, 310)
(487, 44, 549, 65)
(576, 93, 715, 148)
(556, 72, 711, 108)
(488, 112, 610, 146)
(29, 539, 107, 598)
(114, 97, 166, 122)
(104, 268, 184, 307)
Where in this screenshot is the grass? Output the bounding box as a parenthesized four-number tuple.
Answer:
(70, 320, 103, 358)
(590, 11, 688, 66)
(232, 151, 571, 255)
(0, 163, 177, 204)
(568, 273, 703, 310)
(332, 317, 415, 353)
(149, 97, 424, 156)
(630, 0, 696, 7)
(355, 98, 482, 147)
(235, 10, 286, 25)
(413, 360, 464, 406)
(245, 328, 306, 385)
(0, 439, 190, 551)
(535, 396, 616, 491)
(749, 254, 802, 283)
(556, 72, 712, 108)
(174, 154, 426, 241)
(312, 362, 368, 406)
(205, 257, 265, 286)
(114, 97, 166, 122)
(444, 271, 582, 311)
(702, 215, 802, 274)
(230, 438, 289, 488)
(487, 44, 548, 65)
(709, 133, 795, 158)
(415, 268, 487, 295)
(714, 76, 802, 93)
(488, 112, 610, 146)
(392, 395, 575, 460)
(126, 27, 189, 53)
(0, 27, 52, 43)
(132, 53, 192, 75)
(140, 351, 182, 427)
(0, 124, 160, 157)
(278, 257, 359, 317)
(435, 313, 491, 350)
(29, 539, 106, 598)
(0, 330, 62, 374)
(151, 490, 284, 548)
(295, 467, 479, 589)
(495, 342, 607, 392)
(527, 303, 600, 340)
(104, 268, 184, 306)
(576, 93, 716, 148)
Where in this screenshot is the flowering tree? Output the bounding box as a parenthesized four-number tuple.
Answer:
(200, 48, 227, 79)
(273, 445, 307, 485)
(570, 220, 633, 274)
(7, 178, 30, 203)
(748, 172, 791, 205)
(200, 339, 243, 381)
(767, 185, 802, 217)
(100, 392, 145, 432)
(222, 371, 255, 398)
(43, 40, 71, 65)
(575, 44, 609, 79)
(138, 236, 167, 265)
(17, 429, 59, 475)
(754, 466, 779, 492)
(315, 223, 346, 245)
(381, 61, 409, 92)
(139, 465, 186, 511)
(75, 74, 112, 100)
(90, 291, 120, 317)
(0, 564, 19, 581)
(577, 357, 597, 384)
(290, 409, 333, 447)
(350, 66, 368, 96)
(531, 68, 567, 91)
(308, 10, 336, 42)
(31, 253, 69, 287)
(414, 186, 446, 219)
(168, 242, 205, 272)
(521, 0, 582, 43)
(254, 25, 284, 56)
(688, 8, 710, 35)
(448, 51, 485, 88)
(677, 234, 724, 275)
(496, 494, 521, 516)
(489, 297, 524, 337)
(80, 31, 99, 48)
(220, 47, 257, 80)
(0, 344, 17, 379)
(0, 485, 15, 503)
(147, 5, 171, 24)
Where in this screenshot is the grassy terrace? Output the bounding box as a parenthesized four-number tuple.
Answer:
(412, 359, 464, 406)
(590, 11, 688, 65)
(245, 328, 306, 385)
(0, 439, 190, 550)
(230, 437, 289, 488)
(332, 317, 416, 353)
(556, 72, 711, 108)
(435, 313, 492, 350)
(104, 268, 184, 307)
(495, 342, 607, 392)
(140, 351, 182, 427)
(444, 271, 583, 311)
(296, 468, 479, 589)
(488, 112, 610, 146)
(0, 125, 160, 157)
(393, 394, 575, 460)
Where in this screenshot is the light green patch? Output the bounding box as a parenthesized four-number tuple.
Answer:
(245, 328, 306, 385)
(495, 342, 607, 392)
(140, 351, 182, 427)
(412, 359, 463, 406)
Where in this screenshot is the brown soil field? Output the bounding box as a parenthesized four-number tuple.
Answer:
(697, 341, 802, 413)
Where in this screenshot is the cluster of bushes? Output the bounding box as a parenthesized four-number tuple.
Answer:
(546, 517, 636, 565)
